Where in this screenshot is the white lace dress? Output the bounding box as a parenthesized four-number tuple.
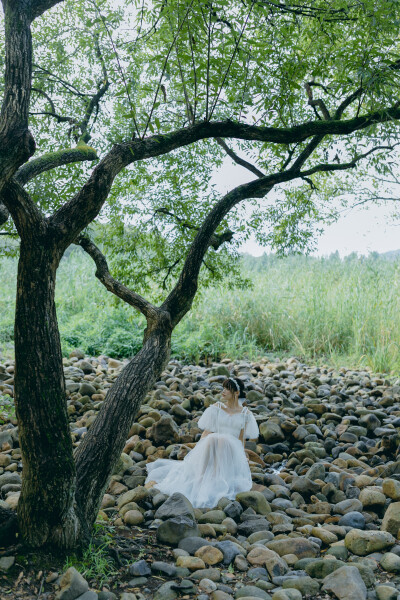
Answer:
(145, 402, 259, 508)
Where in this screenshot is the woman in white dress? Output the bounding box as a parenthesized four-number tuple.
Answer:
(145, 377, 259, 508)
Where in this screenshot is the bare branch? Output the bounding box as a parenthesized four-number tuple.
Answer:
(259, 0, 358, 21)
(288, 135, 324, 172)
(215, 138, 265, 177)
(31, 87, 57, 115)
(305, 82, 331, 120)
(209, 1, 255, 120)
(78, 236, 158, 320)
(301, 142, 400, 179)
(33, 64, 91, 98)
(29, 110, 76, 124)
(89, 0, 141, 139)
(155, 207, 234, 249)
(143, 0, 195, 137)
(162, 258, 181, 290)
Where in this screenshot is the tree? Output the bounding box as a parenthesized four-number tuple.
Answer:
(1, 0, 400, 551)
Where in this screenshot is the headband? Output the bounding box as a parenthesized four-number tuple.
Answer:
(229, 377, 240, 392)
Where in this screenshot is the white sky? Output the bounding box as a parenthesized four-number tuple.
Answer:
(213, 158, 400, 258)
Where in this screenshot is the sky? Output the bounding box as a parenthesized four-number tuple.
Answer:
(213, 157, 400, 259)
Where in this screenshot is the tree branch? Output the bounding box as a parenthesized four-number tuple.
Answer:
(47, 103, 400, 251)
(0, 202, 10, 227)
(32, 64, 91, 98)
(77, 236, 159, 321)
(15, 144, 98, 186)
(155, 207, 234, 249)
(161, 140, 400, 326)
(215, 138, 265, 177)
(305, 82, 331, 120)
(259, 0, 358, 21)
(1, 180, 44, 237)
(301, 143, 400, 178)
(0, 1, 36, 191)
(30, 0, 65, 21)
(78, 35, 110, 141)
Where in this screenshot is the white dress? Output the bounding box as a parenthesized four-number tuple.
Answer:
(145, 402, 259, 508)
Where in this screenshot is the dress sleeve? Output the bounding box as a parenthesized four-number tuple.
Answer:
(198, 405, 217, 432)
(244, 410, 259, 439)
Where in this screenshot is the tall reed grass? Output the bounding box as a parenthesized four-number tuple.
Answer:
(1, 249, 400, 373)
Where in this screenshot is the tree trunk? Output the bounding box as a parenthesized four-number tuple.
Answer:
(74, 314, 172, 527)
(14, 239, 82, 550)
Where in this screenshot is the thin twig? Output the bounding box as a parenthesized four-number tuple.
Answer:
(209, 1, 256, 120)
(216, 137, 265, 177)
(89, 0, 141, 138)
(143, 0, 195, 137)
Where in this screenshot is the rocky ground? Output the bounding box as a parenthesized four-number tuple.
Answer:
(1, 352, 400, 600)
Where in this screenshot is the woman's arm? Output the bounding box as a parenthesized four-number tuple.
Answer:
(200, 430, 211, 439)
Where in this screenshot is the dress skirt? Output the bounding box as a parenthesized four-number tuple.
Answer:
(145, 432, 253, 508)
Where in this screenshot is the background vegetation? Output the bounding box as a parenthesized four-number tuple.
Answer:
(1, 248, 400, 373)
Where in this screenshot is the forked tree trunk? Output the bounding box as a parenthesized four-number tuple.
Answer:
(14, 240, 82, 549)
(14, 240, 172, 549)
(74, 315, 172, 527)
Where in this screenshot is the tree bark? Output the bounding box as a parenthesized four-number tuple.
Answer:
(0, 1, 35, 191)
(14, 238, 82, 550)
(74, 312, 172, 526)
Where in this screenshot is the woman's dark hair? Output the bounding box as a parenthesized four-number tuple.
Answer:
(223, 377, 245, 398)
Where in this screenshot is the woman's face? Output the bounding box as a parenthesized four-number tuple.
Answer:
(222, 385, 235, 401)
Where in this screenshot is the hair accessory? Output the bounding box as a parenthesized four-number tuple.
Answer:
(229, 377, 240, 392)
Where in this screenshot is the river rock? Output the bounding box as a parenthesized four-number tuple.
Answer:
(305, 558, 345, 578)
(266, 538, 319, 559)
(375, 585, 398, 600)
(176, 556, 205, 570)
(55, 567, 89, 600)
(236, 491, 271, 515)
(272, 591, 302, 600)
(155, 492, 195, 520)
(379, 552, 400, 573)
(147, 415, 179, 444)
(381, 502, 400, 536)
(156, 516, 199, 545)
(215, 540, 244, 565)
(359, 487, 386, 507)
(178, 536, 213, 554)
(338, 512, 366, 529)
(236, 585, 272, 599)
(259, 422, 285, 443)
(128, 560, 151, 577)
(322, 565, 367, 600)
(382, 479, 400, 501)
(345, 529, 395, 556)
(282, 576, 320, 596)
(195, 546, 224, 565)
(247, 546, 288, 577)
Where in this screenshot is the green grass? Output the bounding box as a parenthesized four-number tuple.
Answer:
(1, 249, 400, 373)
(63, 522, 119, 588)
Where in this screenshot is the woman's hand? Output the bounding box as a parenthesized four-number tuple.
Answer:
(200, 430, 211, 439)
